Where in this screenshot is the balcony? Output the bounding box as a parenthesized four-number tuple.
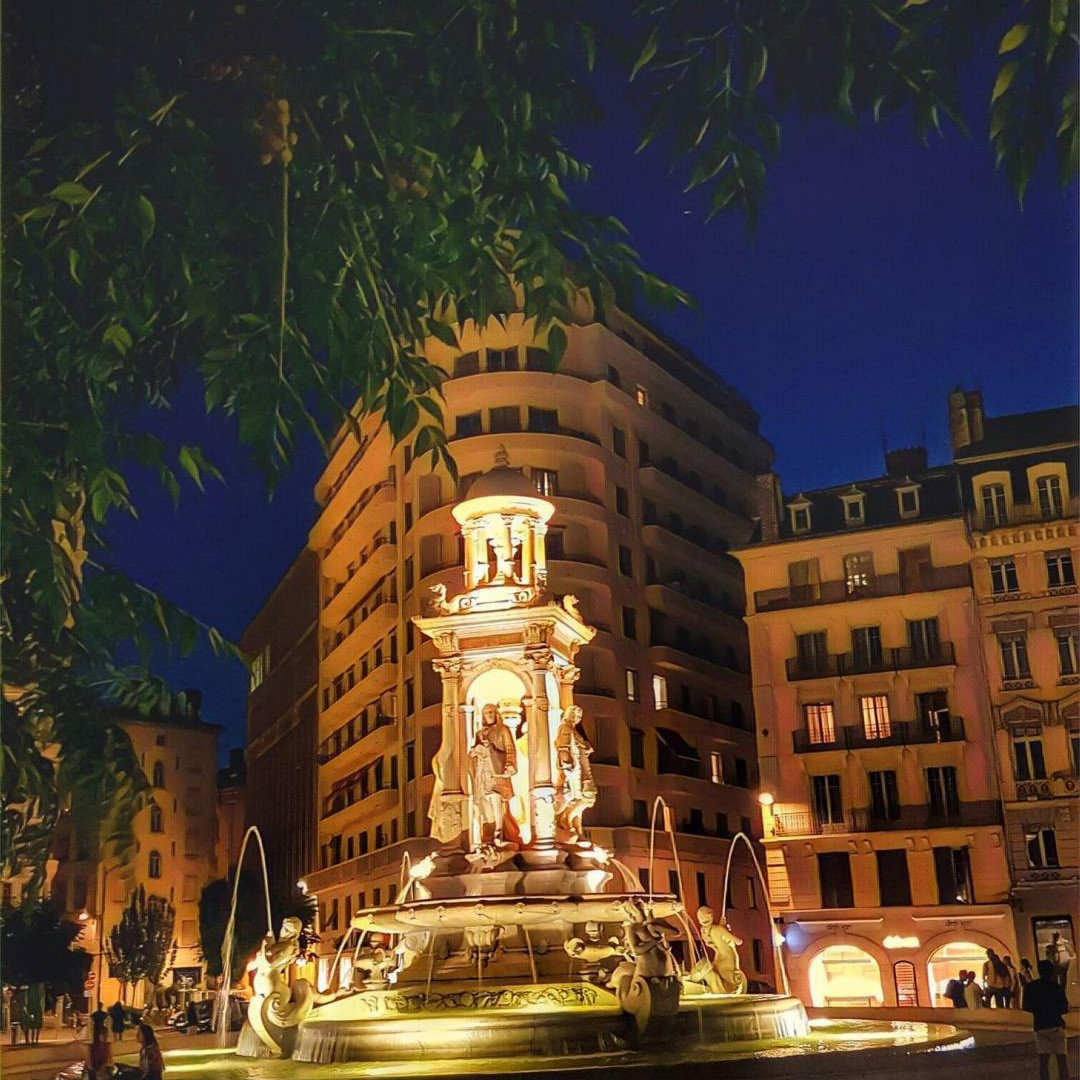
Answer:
(321, 778, 399, 823)
(323, 535, 395, 620)
(785, 641, 956, 681)
(754, 566, 971, 613)
(318, 711, 395, 766)
(1013, 775, 1080, 801)
(972, 496, 1080, 533)
(792, 717, 966, 753)
(1013, 865, 1080, 887)
(771, 800, 1002, 837)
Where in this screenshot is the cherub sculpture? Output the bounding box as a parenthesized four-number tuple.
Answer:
(684, 906, 747, 995)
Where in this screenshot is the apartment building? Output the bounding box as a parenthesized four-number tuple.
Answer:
(951, 391, 1079, 992)
(247, 309, 780, 987)
(736, 447, 1016, 1009)
(49, 696, 221, 1006)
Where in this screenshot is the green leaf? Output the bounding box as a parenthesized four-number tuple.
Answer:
(67, 248, 81, 285)
(470, 146, 486, 170)
(546, 324, 567, 368)
(992, 62, 1019, 104)
(48, 181, 92, 206)
(136, 194, 156, 245)
(580, 23, 596, 71)
(630, 26, 660, 81)
(102, 324, 133, 355)
(177, 445, 204, 490)
(427, 320, 458, 348)
(998, 24, 1030, 54)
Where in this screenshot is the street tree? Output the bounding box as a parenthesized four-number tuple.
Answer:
(103, 886, 176, 1004)
(3, 0, 1075, 889)
(0, 898, 92, 1003)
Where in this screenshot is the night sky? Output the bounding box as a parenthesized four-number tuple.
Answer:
(104, 58, 1079, 759)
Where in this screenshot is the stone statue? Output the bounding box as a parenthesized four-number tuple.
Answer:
(609, 899, 682, 1033)
(684, 906, 747, 995)
(561, 594, 583, 622)
(564, 922, 625, 984)
(554, 705, 597, 841)
(351, 945, 397, 989)
(468, 703, 521, 847)
(246, 917, 319, 1055)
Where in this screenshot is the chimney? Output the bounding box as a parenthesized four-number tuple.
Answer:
(884, 446, 928, 478)
(180, 688, 203, 720)
(755, 473, 783, 543)
(229, 747, 245, 772)
(948, 389, 970, 452)
(965, 390, 984, 444)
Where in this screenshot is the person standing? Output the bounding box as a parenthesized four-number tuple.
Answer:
(963, 970, 985, 1009)
(945, 971, 968, 1008)
(984, 949, 1011, 1008)
(24, 983, 43, 1045)
(85, 1026, 114, 1080)
(90, 1003, 109, 1038)
(108, 999, 126, 1042)
(1003, 955, 1019, 1009)
(1023, 958, 1072, 1080)
(134, 1022, 166, 1080)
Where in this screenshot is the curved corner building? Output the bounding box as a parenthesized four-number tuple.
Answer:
(246, 310, 778, 987)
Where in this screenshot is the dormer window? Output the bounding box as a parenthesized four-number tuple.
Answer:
(841, 490, 865, 526)
(896, 482, 920, 519)
(789, 498, 812, 534)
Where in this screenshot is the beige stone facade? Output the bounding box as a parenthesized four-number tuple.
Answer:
(273, 311, 779, 987)
(50, 712, 221, 1006)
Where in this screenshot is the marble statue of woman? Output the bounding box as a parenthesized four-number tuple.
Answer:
(554, 705, 597, 841)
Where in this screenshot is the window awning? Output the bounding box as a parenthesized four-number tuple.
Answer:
(656, 727, 699, 760)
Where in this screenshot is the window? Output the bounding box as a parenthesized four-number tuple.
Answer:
(916, 690, 952, 738)
(990, 558, 1019, 595)
(454, 352, 480, 377)
(661, 402, 675, 422)
(148, 851, 162, 879)
(486, 346, 518, 372)
(842, 494, 865, 526)
(625, 668, 640, 702)
(632, 800, 648, 828)
(869, 770, 901, 821)
(150, 805, 164, 833)
(612, 428, 627, 458)
(876, 850, 912, 906)
(851, 626, 883, 669)
(152, 761, 166, 788)
(752, 939, 765, 972)
(843, 552, 874, 597)
(405, 742, 416, 782)
(898, 545, 933, 592)
(908, 617, 941, 661)
(818, 852, 854, 908)
(532, 468, 558, 497)
(1056, 631, 1079, 676)
(405, 678, 415, 715)
(489, 405, 520, 433)
(740, 815, 753, 838)
(1026, 827, 1060, 868)
(709, 751, 724, 784)
(630, 729, 645, 768)
(795, 631, 829, 674)
(1013, 734, 1047, 781)
(637, 438, 651, 466)
(788, 559, 821, 603)
(926, 766, 960, 818)
(999, 634, 1031, 680)
(668, 870, 681, 897)
(804, 703, 836, 744)
(746, 876, 757, 909)
(615, 486, 629, 516)
(622, 606, 637, 639)
(652, 674, 668, 710)
(404, 557, 414, 592)
(618, 545, 633, 577)
(1071, 730, 1080, 774)
(980, 482, 1008, 526)
(545, 530, 564, 560)
(249, 644, 270, 691)
(527, 407, 558, 433)
(716, 812, 729, 837)
(607, 364, 621, 387)
(695, 872, 707, 907)
(1036, 475, 1064, 519)
(790, 503, 811, 533)
(73, 878, 88, 910)
(456, 411, 482, 437)
(688, 808, 704, 834)
(812, 774, 844, 825)
(635, 385, 649, 407)
(1047, 550, 1076, 588)
(525, 347, 549, 371)
(934, 847, 973, 904)
(896, 485, 920, 518)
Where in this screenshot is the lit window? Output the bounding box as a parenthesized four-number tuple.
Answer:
(532, 468, 558, 497)
(652, 674, 669, 710)
(998, 635, 1031, 681)
(709, 751, 724, 784)
(1035, 475, 1064, 519)
(625, 668, 640, 702)
(1013, 735, 1047, 781)
(1057, 632, 1079, 676)
(635, 385, 649, 407)
(860, 695, 892, 740)
(989, 558, 1019, 595)
(148, 851, 162, 879)
(843, 552, 874, 597)
(980, 483, 1007, 526)
(804, 703, 836, 744)
(249, 644, 270, 692)
(1046, 551, 1076, 589)
(1026, 828, 1060, 869)
(896, 485, 920, 518)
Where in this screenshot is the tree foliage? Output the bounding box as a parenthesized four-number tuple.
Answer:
(198, 875, 318, 983)
(3, 0, 1074, 890)
(104, 886, 176, 1002)
(0, 899, 91, 999)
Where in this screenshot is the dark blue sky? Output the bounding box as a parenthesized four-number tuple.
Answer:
(105, 62, 1079, 759)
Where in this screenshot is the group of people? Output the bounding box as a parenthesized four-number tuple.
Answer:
(6, 984, 44, 1044)
(85, 1004, 165, 1080)
(944, 949, 1029, 1009)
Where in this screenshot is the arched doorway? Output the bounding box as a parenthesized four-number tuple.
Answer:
(808, 944, 884, 1007)
(927, 941, 985, 1006)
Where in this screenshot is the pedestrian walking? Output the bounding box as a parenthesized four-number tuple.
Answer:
(108, 999, 126, 1042)
(1023, 958, 1072, 1080)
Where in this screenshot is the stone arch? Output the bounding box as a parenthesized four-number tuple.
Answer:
(921, 926, 1015, 1006)
(801, 933, 890, 1007)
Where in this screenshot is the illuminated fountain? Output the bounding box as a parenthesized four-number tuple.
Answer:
(227, 450, 965, 1069)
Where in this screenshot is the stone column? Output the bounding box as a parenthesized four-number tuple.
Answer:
(533, 521, 548, 588)
(430, 656, 469, 849)
(557, 664, 580, 711)
(524, 636, 556, 849)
